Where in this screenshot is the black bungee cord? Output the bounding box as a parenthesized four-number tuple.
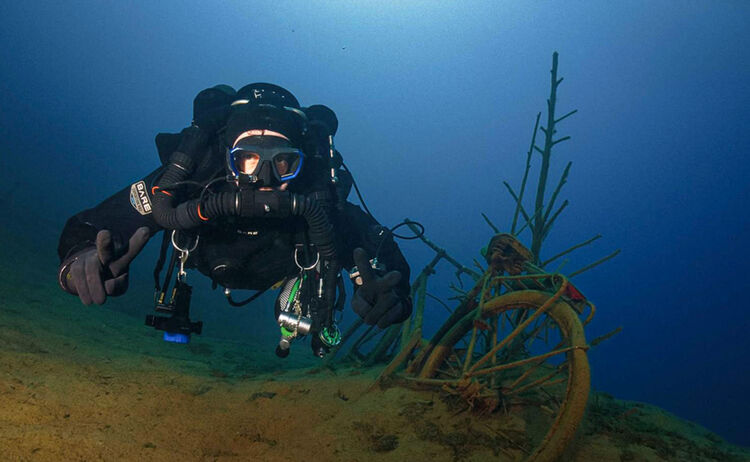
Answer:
(341, 161, 425, 260)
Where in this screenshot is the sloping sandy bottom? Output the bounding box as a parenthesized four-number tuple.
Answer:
(0, 227, 748, 461)
(2, 303, 749, 462)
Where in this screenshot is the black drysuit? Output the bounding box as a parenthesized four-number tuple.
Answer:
(56, 133, 412, 315)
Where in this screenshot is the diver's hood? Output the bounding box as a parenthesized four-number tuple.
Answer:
(224, 104, 308, 148)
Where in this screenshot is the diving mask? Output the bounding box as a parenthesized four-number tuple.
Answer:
(227, 131, 304, 186)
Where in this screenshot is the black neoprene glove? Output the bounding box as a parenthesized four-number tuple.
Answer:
(171, 125, 211, 171)
(351, 248, 411, 329)
(193, 86, 234, 134)
(194, 105, 231, 134)
(58, 227, 150, 305)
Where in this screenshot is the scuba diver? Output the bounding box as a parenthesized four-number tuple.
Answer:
(56, 83, 413, 358)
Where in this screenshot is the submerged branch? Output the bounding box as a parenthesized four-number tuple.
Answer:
(503, 181, 531, 224)
(541, 234, 602, 267)
(481, 212, 500, 233)
(531, 51, 561, 261)
(552, 258, 569, 273)
(542, 200, 569, 240)
(449, 283, 468, 298)
(551, 136, 571, 146)
(590, 326, 623, 347)
(542, 161, 572, 225)
(554, 109, 578, 125)
(426, 292, 453, 314)
(569, 249, 621, 278)
(511, 112, 541, 234)
(406, 221, 481, 280)
(514, 205, 544, 237)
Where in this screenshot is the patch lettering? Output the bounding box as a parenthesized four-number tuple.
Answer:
(129, 181, 153, 215)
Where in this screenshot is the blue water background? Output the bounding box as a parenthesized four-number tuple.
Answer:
(0, 1, 748, 446)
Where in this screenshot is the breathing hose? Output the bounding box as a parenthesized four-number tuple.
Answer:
(151, 151, 337, 260)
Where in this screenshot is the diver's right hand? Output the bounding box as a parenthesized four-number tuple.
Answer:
(175, 125, 211, 164)
(58, 227, 150, 305)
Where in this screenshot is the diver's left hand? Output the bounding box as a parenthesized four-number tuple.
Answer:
(351, 248, 411, 329)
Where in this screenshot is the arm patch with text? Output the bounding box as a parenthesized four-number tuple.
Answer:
(129, 181, 153, 215)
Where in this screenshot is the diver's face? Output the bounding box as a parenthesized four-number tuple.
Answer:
(238, 157, 290, 179)
(231, 130, 295, 191)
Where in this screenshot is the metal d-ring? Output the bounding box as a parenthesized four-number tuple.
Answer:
(294, 247, 319, 271)
(171, 230, 199, 253)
